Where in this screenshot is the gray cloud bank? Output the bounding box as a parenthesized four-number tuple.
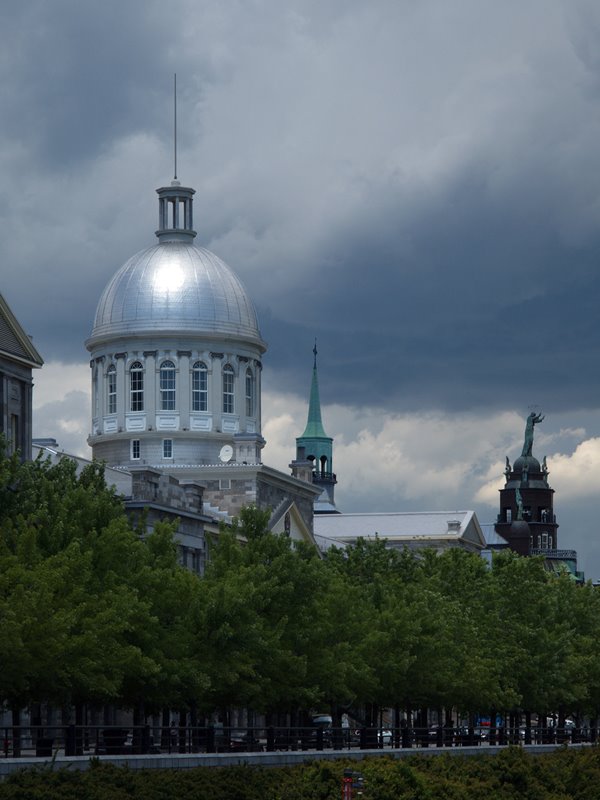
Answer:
(3, 0, 600, 420)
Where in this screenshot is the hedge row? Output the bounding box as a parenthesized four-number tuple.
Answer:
(2, 746, 600, 800)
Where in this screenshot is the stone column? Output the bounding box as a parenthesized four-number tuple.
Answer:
(144, 351, 157, 421)
(256, 358, 262, 436)
(232, 356, 240, 417)
(96, 357, 105, 420)
(178, 351, 191, 427)
(210, 351, 223, 420)
(238, 356, 247, 431)
(115, 353, 127, 425)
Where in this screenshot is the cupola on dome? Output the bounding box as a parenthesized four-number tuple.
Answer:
(87, 181, 265, 350)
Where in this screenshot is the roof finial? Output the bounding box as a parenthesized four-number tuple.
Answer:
(173, 73, 178, 182)
(313, 338, 317, 369)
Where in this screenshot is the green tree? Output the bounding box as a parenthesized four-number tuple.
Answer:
(484, 551, 568, 718)
(0, 441, 189, 718)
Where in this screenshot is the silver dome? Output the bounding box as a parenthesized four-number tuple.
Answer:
(89, 241, 264, 347)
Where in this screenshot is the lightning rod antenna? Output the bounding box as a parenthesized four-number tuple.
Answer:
(174, 73, 178, 181)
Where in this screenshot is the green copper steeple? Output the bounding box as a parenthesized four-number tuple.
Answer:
(296, 342, 337, 511)
(300, 341, 329, 439)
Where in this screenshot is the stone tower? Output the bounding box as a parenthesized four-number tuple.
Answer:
(495, 412, 558, 556)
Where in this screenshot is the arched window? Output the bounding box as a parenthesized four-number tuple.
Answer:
(107, 364, 117, 415)
(160, 360, 176, 410)
(192, 361, 208, 411)
(130, 361, 144, 411)
(245, 368, 255, 417)
(222, 364, 235, 414)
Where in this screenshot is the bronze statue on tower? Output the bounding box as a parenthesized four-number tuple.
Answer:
(521, 411, 544, 457)
(494, 411, 557, 557)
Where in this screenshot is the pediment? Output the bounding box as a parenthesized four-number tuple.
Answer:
(0, 294, 43, 367)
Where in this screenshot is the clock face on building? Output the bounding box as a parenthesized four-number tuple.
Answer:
(219, 444, 233, 463)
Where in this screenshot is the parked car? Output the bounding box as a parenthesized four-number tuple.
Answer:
(475, 727, 488, 741)
(456, 726, 486, 743)
(378, 729, 392, 746)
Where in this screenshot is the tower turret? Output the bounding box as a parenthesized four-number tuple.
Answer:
(495, 412, 558, 554)
(295, 343, 338, 513)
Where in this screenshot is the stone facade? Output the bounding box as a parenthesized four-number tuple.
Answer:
(88, 340, 264, 468)
(0, 294, 43, 460)
(165, 464, 320, 533)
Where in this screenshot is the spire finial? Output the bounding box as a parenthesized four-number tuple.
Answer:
(173, 73, 178, 181)
(313, 338, 318, 368)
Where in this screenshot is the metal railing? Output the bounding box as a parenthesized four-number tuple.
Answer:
(2, 724, 595, 758)
(530, 549, 577, 559)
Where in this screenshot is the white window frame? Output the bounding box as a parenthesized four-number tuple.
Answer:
(245, 368, 254, 417)
(130, 361, 144, 412)
(192, 361, 208, 412)
(163, 438, 173, 459)
(107, 365, 117, 415)
(223, 364, 235, 414)
(160, 360, 176, 411)
(131, 439, 140, 460)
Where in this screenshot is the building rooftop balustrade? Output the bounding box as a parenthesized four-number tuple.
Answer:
(530, 549, 577, 560)
(312, 471, 336, 482)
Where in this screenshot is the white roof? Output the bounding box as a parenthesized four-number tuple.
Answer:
(314, 510, 485, 548)
(32, 443, 133, 496)
(479, 523, 509, 547)
(313, 532, 345, 552)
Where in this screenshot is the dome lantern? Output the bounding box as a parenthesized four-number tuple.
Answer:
(155, 180, 197, 243)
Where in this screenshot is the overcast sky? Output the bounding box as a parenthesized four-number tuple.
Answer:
(4, 0, 600, 576)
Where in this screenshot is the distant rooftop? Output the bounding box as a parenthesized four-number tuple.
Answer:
(315, 510, 484, 546)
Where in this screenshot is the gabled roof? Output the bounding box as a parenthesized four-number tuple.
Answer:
(270, 499, 322, 553)
(32, 443, 132, 495)
(314, 510, 486, 550)
(480, 523, 509, 548)
(0, 293, 43, 368)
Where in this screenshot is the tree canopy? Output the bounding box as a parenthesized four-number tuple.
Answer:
(2, 439, 600, 724)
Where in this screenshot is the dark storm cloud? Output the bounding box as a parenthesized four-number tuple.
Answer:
(3, 0, 600, 417)
(7, 0, 600, 579)
(260, 151, 600, 413)
(0, 1, 177, 168)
